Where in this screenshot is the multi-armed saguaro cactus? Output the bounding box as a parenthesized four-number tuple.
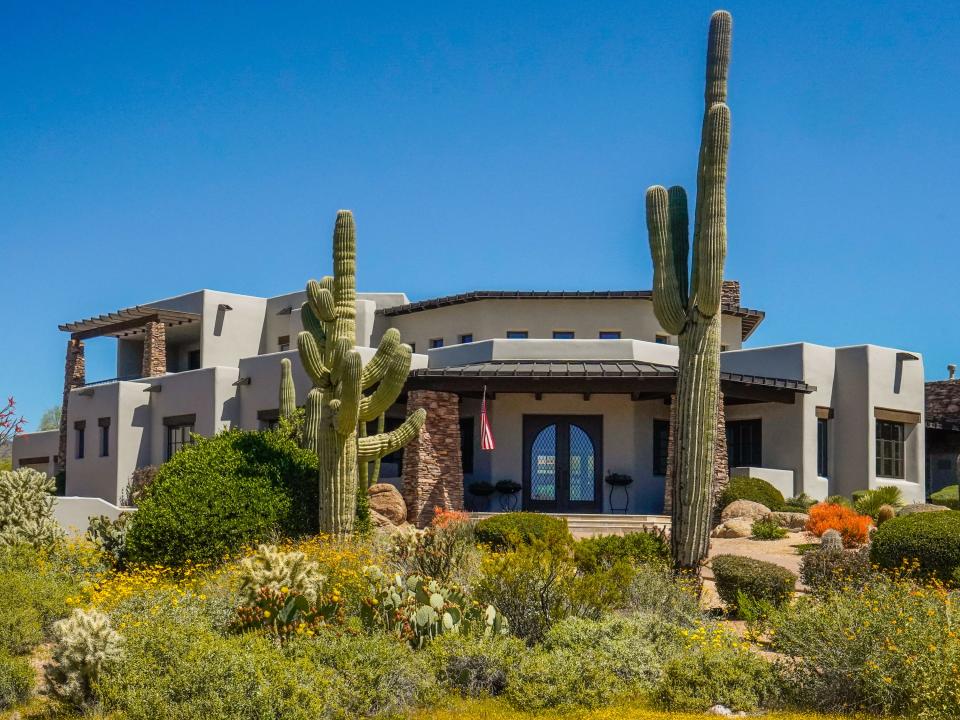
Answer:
(645, 10, 732, 572)
(297, 210, 426, 537)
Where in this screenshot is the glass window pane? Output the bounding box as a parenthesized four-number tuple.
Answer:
(531, 425, 557, 501)
(568, 424, 595, 501)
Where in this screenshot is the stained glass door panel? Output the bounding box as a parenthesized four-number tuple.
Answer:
(531, 424, 557, 501)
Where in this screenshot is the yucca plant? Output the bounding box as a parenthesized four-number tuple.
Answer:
(854, 486, 904, 519)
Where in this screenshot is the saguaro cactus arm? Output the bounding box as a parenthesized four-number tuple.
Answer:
(359, 344, 412, 422)
(334, 351, 362, 436)
(279, 358, 296, 420)
(357, 409, 427, 461)
(307, 279, 336, 322)
(646, 186, 688, 335)
(297, 331, 330, 387)
(361, 328, 403, 389)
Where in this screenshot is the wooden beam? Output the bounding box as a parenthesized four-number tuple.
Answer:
(71, 314, 160, 341)
(874, 407, 921, 424)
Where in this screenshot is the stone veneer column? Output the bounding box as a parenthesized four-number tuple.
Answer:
(401, 390, 464, 528)
(663, 391, 727, 518)
(57, 338, 85, 474)
(142, 321, 167, 378)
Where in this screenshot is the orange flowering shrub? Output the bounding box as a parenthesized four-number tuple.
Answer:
(432, 507, 470, 529)
(805, 503, 873, 547)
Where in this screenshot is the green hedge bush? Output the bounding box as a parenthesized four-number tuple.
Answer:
(473, 512, 570, 551)
(870, 510, 960, 580)
(126, 430, 319, 567)
(0, 546, 78, 654)
(572, 531, 669, 572)
(929, 484, 960, 510)
(711, 554, 796, 612)
(719, 477, 785, 511)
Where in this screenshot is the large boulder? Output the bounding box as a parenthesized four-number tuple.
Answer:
(766, 511, 809, 530)
(898, 503, 950, 517)
(368, 483, 407, 525)
(712, 517, 754, 539)
(720, 499, 770, 522)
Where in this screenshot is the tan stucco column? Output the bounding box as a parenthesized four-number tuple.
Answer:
(142, 321, 167, 377)
(57, 338, 85, 475)
(401, 390, 464, 528)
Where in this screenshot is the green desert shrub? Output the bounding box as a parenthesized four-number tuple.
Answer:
(719, 476, 785, 511)
(427, 634, 525, 698)
(781, 493, 817, 512)
(473, 512, 570, 551)
(653, 626, 779, 712)
(853, 485, 904, 519)
(623, 562, 704, 626)
(572, 531, 669, 572)
(751, 517, 788, 540)
(0, 545, 78, 654)
(770, 574, 960, 717)
(504, 646, 621, 712)
(799, 546, 875, 598)
(929, 484, 960, 510)
(824, 494, 854, 508)
(0, 650, 32, 710)
(870, 510, 960, 581)
(126, 429, 319, 566)
(711, 554, 795, 613)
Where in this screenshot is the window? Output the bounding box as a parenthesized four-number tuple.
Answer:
(187, 349, 201, 370)
(164, 414, 197, 460)
(817, 418, 829, 477)
(409, 342, 416, 353)
(653, 420, 670, 476)
(655, 335, 670, 344)
(278, 335, 290, 352)
(257, 409, 279, 431)
(721, 344, 729, 352)
(74, 421, 85, 459)
(429, 338, 444, 349)
(876, 420, 905, 479)
(460, 418, 475, 474)
(458, 333, 473, 344)
(553, 331, 575, 339)
(98, 417, 110, 458)
(506, 331, 528, 339)
(599, 330, 621, 340)
(727, 419, 762, 467)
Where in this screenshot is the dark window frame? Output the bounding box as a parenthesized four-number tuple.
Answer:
(652, 419, 670, 476)
(599, 330, 622, 340)
(429, 337, 444, 349)
(458, 333, 474, 344)
(163, 414, 197, 461)
(655, 335, 670, 344)
(98, 417, 111, 458)
(876, 420, 905, 479)
(74, 420, 85, 459)
(460, 417, 475, 474)
(552, 330, 575, 340)
(817, 417, 829, 478)
(727, 419, 762, 468)
(506, 330, 528, 339)
(277, 335, 290, 352)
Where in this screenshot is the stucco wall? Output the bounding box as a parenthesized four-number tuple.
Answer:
(200, 291, 267, 369)
(382, 298, 744, 354)
(11, 429, 59, 478)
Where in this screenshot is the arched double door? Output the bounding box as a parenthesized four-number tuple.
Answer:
(522, 415, 603, 513)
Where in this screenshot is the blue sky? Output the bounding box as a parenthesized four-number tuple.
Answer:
(2, 1, 958, 430)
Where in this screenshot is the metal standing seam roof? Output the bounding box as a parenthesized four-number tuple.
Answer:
(377, 290, 765, 340)
(409, 359, 815, 393)
(59, 306, 201, 336)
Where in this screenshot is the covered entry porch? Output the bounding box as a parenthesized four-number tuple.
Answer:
(402, 357, 813, 522)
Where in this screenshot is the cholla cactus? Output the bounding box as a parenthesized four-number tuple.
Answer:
(295, 211, 426, 537)
(0, 467, 63, 547)
(46, 609, 123, 706)
(820, 529, 843, 553)
(237, 544, 325, 605)
(361, 566, 506, 648)
(645, 11, 732, 572)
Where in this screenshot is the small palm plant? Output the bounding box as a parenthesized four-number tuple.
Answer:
(854, 486, 904, 519)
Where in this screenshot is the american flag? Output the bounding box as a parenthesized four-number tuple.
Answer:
(480, 387, 495, 450)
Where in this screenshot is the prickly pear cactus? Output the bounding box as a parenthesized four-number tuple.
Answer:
(237, 544, 325, 605)
(0, 467, 63, 548)
(46, 608, 123, 706)
(361, 566, 507, 648)
(294, 211, 426, 537)
(820, 529, 843, 553)
(645, 10, 732, 572)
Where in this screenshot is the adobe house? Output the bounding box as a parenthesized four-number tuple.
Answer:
(13, 281, 928, 526)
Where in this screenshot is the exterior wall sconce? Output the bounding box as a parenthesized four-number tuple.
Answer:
(143, 385, 162, 393)
(218, 304, 233, 311)
(233, 377, 252, 386)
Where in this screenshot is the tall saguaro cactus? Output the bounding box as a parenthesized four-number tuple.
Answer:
(279, 358, 296, 421)
(297, 210, 426, 537)
(645, 10, 732, 572)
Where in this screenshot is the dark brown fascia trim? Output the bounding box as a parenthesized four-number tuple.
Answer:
(162, 413, 197, 427)
(257, 409, 280, 421)
(97, 417, 111, 428)
(73, 420, 86, 430)
(816, 406, 835, 420)
(18, 456, 51, 466)
(875, 407, 921, 425)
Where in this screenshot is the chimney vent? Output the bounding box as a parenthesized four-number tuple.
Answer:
(949, 364, 957, 381)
